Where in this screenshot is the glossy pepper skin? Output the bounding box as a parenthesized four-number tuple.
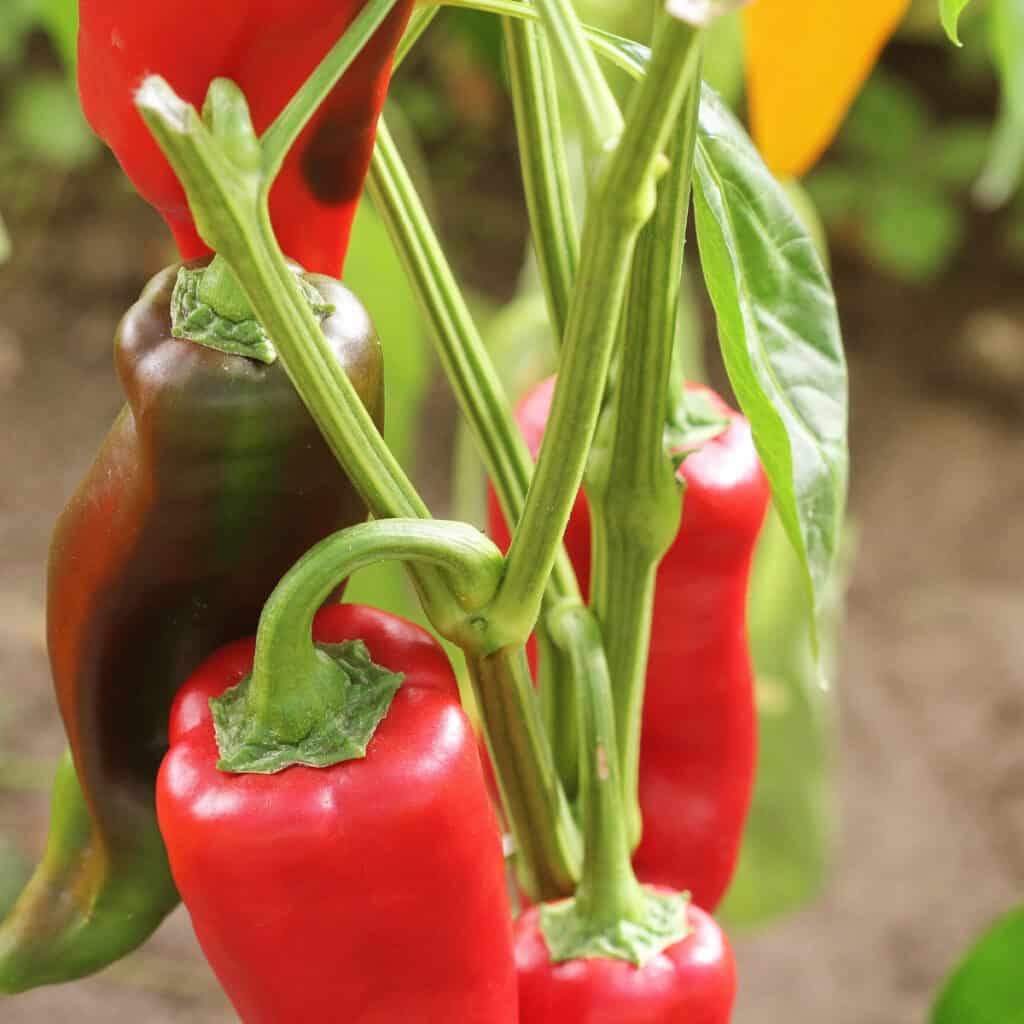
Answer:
(0, 263, 382, 992)
(489, 377, 770, 911)
(158, 603, 518, 1024)
(78, 0, 415, 277)
(515, 898, 736, 1023)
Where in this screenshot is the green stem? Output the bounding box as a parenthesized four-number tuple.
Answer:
(248, 519, 502, 736)
(588, 59, 702, 841)
(260, 0, 403, 184)
(366, 120, 583, 792)
(465, 645, 581, 900)
(550, 604, 643, 925)
(394, 6, 439, 65)
(531, 0, 623, 157)
(502, 17, 579, 342)
(489, 16, 703, 648)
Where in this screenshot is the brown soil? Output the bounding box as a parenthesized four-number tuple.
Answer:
(2, 147, 1023, 1024)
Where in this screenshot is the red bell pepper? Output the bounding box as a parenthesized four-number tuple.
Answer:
(78, 0, 414, 277)
(157, 603, 517, 1023)
(515, 898, 736, 1023)
(489, 377, 769, 911)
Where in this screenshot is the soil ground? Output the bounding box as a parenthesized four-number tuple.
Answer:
(2, 145, 1023, 1024)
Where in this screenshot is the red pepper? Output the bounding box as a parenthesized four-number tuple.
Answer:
(78, 0, 414, 277)
(489, 377, 769, 911)
(157, 603, 518, 1023)
(515, 898, 736, 1022)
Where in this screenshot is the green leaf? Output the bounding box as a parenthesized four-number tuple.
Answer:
(582, 30, 848, 617)
(692, 85, 849, 618)
(941, 0, 976, 44)
(932, 906, 1024, 1023)
(974, 0, 1024, 208)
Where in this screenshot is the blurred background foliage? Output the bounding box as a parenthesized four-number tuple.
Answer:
(1, 0, 1022, 987)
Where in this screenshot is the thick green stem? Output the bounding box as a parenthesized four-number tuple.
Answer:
(550, 604, 644, 925)
(465, 645, 581, 900)
(502, 18, 579, 342)
(489, 16, 703, 649)
(248, 520, 502, 735)
(366, 119, 583, 791)
(587, 61, 702, 841)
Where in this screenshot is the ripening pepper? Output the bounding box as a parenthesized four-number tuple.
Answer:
(0, 261, 383, 991)
(158, 603, 518, 1023)
(78, 0, 415, 277)
(489, 377, 769, 911)
(515, 898, 736, 1023)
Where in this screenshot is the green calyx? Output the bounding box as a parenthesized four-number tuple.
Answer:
(170, 257, 335, 365)
(664, 387, 731, 467)
(211, 640, 403, 774)
(540, 886, 691, 966)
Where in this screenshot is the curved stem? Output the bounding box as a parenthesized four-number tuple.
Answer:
(260, 0, 403, 184)
(250, 520, 501, 723)
(588, 62, 702, 842)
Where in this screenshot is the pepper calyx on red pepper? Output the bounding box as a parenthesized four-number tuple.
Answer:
(664, 387, 732, 465)
(537, 603, 691, 966)
(539, 886, 690, 967)
(210, 518, 505, 774)
(170, 254, 335, 364)
(211, 640, 403, 774)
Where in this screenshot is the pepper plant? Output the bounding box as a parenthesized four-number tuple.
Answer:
(1, 0, 848, 1018)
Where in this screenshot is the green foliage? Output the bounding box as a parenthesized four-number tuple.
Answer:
(932, 907, 1024, 1023)
(806, 71, 990, 282)
(720, 510, 849, 927)
(975, 0, 1024, 207)
(0, 0, 95, 194)
(693, 84, 848, 623)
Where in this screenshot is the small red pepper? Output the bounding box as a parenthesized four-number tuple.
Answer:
(515, 898, 736, 1023)
(157, 603, 518, 1023)
(489, 377, 769, 911)
(78, 0, 414, 276)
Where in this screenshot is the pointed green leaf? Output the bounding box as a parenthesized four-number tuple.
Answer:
(941, 0, 975, 44)
(692, 85, 848, 617)
(579, 28, 849, 619)
(932, 907, 1024, 1023)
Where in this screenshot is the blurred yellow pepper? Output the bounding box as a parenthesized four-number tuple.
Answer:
(744, 0, 912, 176)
